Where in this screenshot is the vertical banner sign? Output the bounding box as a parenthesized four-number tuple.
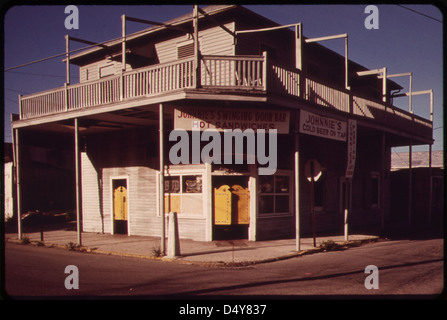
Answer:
(345, 119, 357, 178)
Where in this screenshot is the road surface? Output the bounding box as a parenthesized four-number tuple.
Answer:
(4, 237, 444, 300)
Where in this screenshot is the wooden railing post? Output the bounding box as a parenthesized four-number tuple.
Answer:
(120, 70, 124, 101)
(262, 51, 268, 91)
(64, 82, 68, 111)
(18, 94, 23, 119)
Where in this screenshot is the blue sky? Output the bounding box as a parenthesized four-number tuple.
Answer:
(3, 4, 443, 151)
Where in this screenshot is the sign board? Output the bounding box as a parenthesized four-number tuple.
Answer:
(345, 119, 357, 178)
(299, 110, 347, 141)
(304, 159, 322, 182)
(174, 107, 290, 134)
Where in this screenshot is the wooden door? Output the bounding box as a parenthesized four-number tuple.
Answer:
(214, 185, 232, 225)
(114, 186, 127, 221)
(231, 185, 250, 224)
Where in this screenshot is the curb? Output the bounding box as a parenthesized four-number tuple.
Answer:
(5, 236, 380, 268)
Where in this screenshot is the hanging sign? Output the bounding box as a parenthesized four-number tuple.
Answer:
(345, 119, 357, 178)
(299, 110, 347, 141)
(174, 107, 290, 134)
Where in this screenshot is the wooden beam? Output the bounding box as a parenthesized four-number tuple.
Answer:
(159, 103, 166, 256)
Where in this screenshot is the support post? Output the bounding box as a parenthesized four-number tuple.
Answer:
(294, 130, 301, 251)
(159, 103, 166, 256)
(74, 118, 82, 246)
(382, 67, 387, 103)
(65, 35, 70, 85)
(380, 133, 386, 232)
(409, 73, 413, 113)
(428, 144, 433, 225)
(193, 5, 200, 88)
(121, 14, 126, 72)
(310, 161, 316, 247)
(295, 23, 302, 71)
(345, 36, 349, 90)
(408, 142, 412, 229)
(344, 179, 349, 241)
(13, 128, 22, 240)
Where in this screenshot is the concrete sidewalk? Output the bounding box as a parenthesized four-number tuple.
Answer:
(5, 227, 380, 267)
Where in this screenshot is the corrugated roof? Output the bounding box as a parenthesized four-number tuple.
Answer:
(391, 150, 444, 170)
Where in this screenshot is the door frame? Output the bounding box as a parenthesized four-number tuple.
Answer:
(211, 174, 251, 240)
(110, 176, 130, 235)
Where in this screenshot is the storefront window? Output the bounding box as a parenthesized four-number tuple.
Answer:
(259, 174, 290, 214)
(165, 176, 180, 193)
(183, 175, 202, 193)
(164, 174, 203, 215)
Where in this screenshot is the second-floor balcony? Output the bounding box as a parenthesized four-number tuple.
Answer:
(18, 54, 432, 141)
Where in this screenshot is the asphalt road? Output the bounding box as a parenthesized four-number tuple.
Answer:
(4, 237, 444, 300)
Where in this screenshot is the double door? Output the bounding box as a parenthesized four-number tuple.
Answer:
(213, 176, 250, 240)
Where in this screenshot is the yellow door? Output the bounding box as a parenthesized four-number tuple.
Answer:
(214, 185, 232, 225)
(114, 186, 127, 221)
(231, 185, 250, 224)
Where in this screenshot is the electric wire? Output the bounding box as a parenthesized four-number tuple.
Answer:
(397, 5, 442, 23)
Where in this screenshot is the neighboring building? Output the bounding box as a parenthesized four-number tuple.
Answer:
(390, 150, 444, 229)
(3, 141, 75, 221)
(11, 5, 435, 242)
(4, 143, 14, 221)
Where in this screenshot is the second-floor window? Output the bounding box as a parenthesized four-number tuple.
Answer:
(177, 41, 194, 59)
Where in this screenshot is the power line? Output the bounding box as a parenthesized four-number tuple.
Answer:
(7, 70, 79, 79)
(397, 5, 442, 23)
(3, 17, 181, 72)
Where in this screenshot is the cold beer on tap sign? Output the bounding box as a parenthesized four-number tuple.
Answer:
(299, 110, 347, 142)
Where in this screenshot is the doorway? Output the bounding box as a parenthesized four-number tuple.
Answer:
(212, 176, 250, 240)
(112, 179, 128, 235)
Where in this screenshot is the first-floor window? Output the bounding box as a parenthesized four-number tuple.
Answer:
(164, 174, 203, 215)
(258, 174, 291, 214)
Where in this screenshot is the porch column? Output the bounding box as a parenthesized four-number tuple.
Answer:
(159, 103, 166, 255)
(294, 130, 301, 251)
(380, 132, 386, 232)
(408, 141, 412, 229)
(205, 162, 213, 241)
(295, 23, 302, 70)
(13, 128, 22, 240)
(74, 118, 82, 246)
(65, 35, 70, 85)
(121, 14, 126, 72)
(428, 143, 433, 225)
(249, 165, 258, 241)
(193, 5, 201, 88)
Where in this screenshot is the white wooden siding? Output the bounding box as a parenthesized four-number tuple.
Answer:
(81, 152, 105, 233)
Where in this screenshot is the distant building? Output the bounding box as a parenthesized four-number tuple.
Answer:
(390, 150, 443, 229)
(10, 5, 435, 242)
(4, 143, 14, 221)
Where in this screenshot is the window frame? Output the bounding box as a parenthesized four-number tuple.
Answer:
(257, 170, 293, 217)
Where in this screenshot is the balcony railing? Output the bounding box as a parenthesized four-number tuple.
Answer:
(18, 54, 432, 138)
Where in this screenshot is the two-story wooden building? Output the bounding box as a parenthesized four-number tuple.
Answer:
(11, 5, 434, 246)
